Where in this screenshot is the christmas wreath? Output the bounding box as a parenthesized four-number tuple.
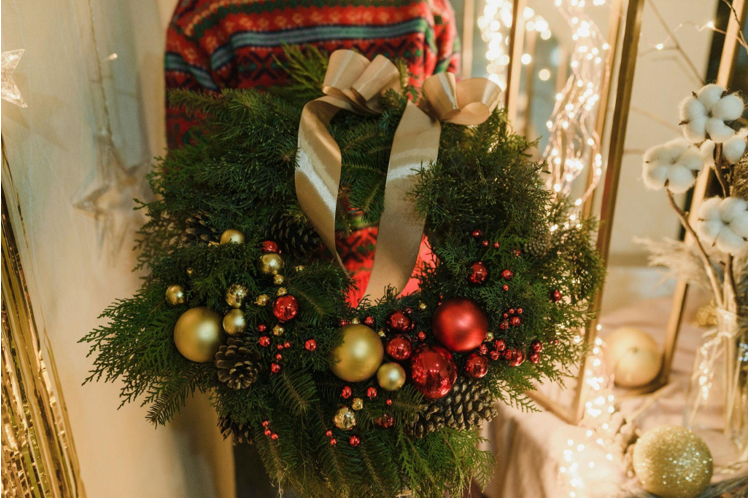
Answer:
(82, 48, 604, 497)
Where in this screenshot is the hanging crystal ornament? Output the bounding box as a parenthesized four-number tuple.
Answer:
(2, 49, 27, 107)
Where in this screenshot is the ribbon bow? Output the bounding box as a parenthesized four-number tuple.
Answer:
(296, 50, 500, 302)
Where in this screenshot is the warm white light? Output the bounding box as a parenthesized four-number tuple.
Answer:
(538, 68, 551, 81)
(521, 53, 532, 65)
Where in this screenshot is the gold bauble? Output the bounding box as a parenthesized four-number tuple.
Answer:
(351, 398, 364, 411)
(173, 307, 225, 362)
(223, 309, 247, 336)
(258, 253, 284, 275)
(165, 284, 186, 306)
(273, 274, 285, 285)
(377, 362, 406, 391)
(633, 426, 712, 498)
(330, 324, 384, 382)
(276, 287, 288, 296)
(186, 267, 194, 276)
(220, 229, 245, 245)
(273, 325, 285, 336)
(333, 406, 356, 431)
(225, 284, 248, 308)
(255, 294, 270, 306)
(604, 327, 662, 388)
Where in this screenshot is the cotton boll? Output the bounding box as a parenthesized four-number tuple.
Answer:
(700, 140, 716, 168)
(642, 162, 669, 190)
(683, 116, 708, 142)
(696, 218, 724, 244)
(666, 166, 697, 193)
(679, 96, 707, 121)
(730, 209, 748, 239)
(706, 117, 736, 142)
(722, 129, 748, 164)
(697, 197, 748, 254)
(716, 229, 746, 254)
(719, 197, 748, 223)
(712, 94, 745, 121)
(697, 84, 725, 110)
(699, 197, 723, 221)
(679, 146, 704, 171)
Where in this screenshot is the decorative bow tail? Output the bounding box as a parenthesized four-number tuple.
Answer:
(296, 51, 501, 302)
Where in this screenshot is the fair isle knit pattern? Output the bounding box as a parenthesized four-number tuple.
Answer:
(165, 0, 461, 148)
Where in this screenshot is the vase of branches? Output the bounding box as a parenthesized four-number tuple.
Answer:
(641, 83, 747, 463)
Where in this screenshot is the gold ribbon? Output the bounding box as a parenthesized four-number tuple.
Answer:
(296, 51, 500, 302)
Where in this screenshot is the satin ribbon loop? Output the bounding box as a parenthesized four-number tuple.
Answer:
(421, 72, 502, 126)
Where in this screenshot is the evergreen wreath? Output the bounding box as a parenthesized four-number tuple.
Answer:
(82, 48, 604, 497)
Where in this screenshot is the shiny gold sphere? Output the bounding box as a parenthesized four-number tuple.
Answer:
(165, 284, 186, 306)
(377, 362, 406, 391)
(220, 229, 245, 245)
(351, 397, 364, 411)
(273, 325, 285, 336)
(173, 307, 225, 362)
(258, 253, 284, 275)
(330, 324, 384, 382)
(273, 274, 285, 285)
(223, 309, 247, 336)
(333, 406, 356, 431)
(225, 284, 248, 308)
(633, 426, 712, 498)
(255, 294, 270, 306)
(276, 287, 288, 296)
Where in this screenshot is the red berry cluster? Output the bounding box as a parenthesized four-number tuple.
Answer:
(262, 420, 278, 440)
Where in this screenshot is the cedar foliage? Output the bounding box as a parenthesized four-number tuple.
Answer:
(81, 47, 605, 496)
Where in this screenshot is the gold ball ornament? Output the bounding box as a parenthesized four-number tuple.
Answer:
(377, 362, 406, 391)
(276, 287, 288, 296)
(255, 294, 270, 306)
(225, 284, 248, 308)
(223, 309, 247, 336)
(330, 324, 384, 382)
(273, 274, 285, 285)
(273, 325, 285, 336)
(258, 253, 284, 275)
(604, 327, 662, 388)
(173, 307, 225, 362)
(633, 425, 712, 498)
(351, 398, 364, 411)
(333, 406, 356, 431)
(220, 229, 245, 245)
(165, 285, 186, 306)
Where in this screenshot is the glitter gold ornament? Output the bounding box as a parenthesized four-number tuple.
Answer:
(173, 307, 225, 362)
(225, 284, 248, 308)
(255, 294, 270, 306)
(223, 309, 247, 336)
(377, 362, 406, 391)
(273, 274, 285, 285)
(273, 325, 285, 336)
(330, 324, 384, 382)
(220, 229, 245, 245)
(165, 284, 186, 306)
(351, 398, 364, 411)
(633, 426, 712, 498)
(333, 406, 356, 431)
(258, 253, 284, 275)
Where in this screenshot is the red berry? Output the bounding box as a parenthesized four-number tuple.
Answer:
(275, 353, 283, 361)
(494, 339, 507, 352)
(264, 429, 272, 436)
(510, 316, 522, 327)
(367, 387, 378, 399)
(499, 321, 509, 330)
(340, 319, 350, 326)
(550, 337, 560, 345)
(271, 363, 282, 373)
(467, 261, 490, 285)
(503, 284, 509, 291)
(261, 240, 280, 253)
(259, 336, 271, 347)
(330, 438, 337, 445)
(417, 331, 427, 341)
(341, 386, 352, 399)
(508, 308, 516, 315)
(504, 349, 514, 360)
(284, 341, 291, 349)
(257, 323, 268, 332)
(262, 420, 270, 427)
(517, 308, 524, 314)
(349, 435, 361, 447)
(481, 240, 489, 247)
(375, 414, 394, 428)
(501, 269, 514, 280)
(471, 229, 483, 239)
(277, 344, 284, 351)
(325, 430, 333, 437)
(489, 350, 501, 361)
(364, 316, 375, 326)
(271, 433, 279, 440)
(512, 248, 521, 257)
(305, 339, 317, 352)
(530, 352, 541, 364)
(531, 340, 543, 352)
(493, 241, 501, 249)
(386, 399, 393, 406)
(478, 344, 489, 355)
(551, 290, 562, 303)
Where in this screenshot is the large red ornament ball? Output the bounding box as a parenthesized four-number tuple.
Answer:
(409, 345, 457, 399)
(273, 295, 299, 323)
(467, 261, 489, 285)
(431, 298, 488, 352)
(386, 310, 412, 333)
(386, 335, 413, 361)
(464, 353, 489, 378)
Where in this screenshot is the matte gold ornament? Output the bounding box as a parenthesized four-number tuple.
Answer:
(165, 284, 186, 306)
(273, 325, 285, 336)
(273, 274, 285, 285)
(333, 406, 356, 431)
(225, 284, 248, 308)
(633, 426, 712, 498)
(258, 253, 284, 275)
(220, 229, 245, 245)
(330, 324, 384, 382)
(351, 398, 364, 411)
(255, 294, 270, 306)
(173, 307, 225, 362)
(223, 309, 247, 336)
(605, 327, 662, 388)
(276, 287, 288, 296)
(377, 362, 406, 391)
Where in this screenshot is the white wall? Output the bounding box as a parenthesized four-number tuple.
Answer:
(1, 0, 234, 497)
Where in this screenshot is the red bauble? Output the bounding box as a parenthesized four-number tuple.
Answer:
(409, 345, 457, 399)
(386, 335, 413, 361)
(304, 339, 317, 352)
(494, 339, 507, 352)
(417, 331, 427, 341)
(349, 435, 361, 447)
(501, 269, 514, 280)
(529, 352, 541, 364)
(467, 261, 489, 285)
(386, 310, 412, 333)
(464, 353, 489, 378)
(364, 316, 375, 326)
(510, 316, 522, 327)
(259, 336, 271, 347)
(489, 350, 501, 361)
(271, 363, 282, 373)
(261, 240, 280, 253)
(431, 298, 488, 352)
(531, 340, 543, 352)
(478, 344, 489, 355)
(330, 438, 337, 445)
(507, 349, 525, 367)
(258, 323, 268, 332)
(273, 295, 299, 323)
(375, 414, 394, 428)
(366, 387, 378, 399)
(341, 386, 352, 399)
(551, 290, 562, 302)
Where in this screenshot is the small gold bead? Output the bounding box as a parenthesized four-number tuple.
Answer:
(486, 332, 494, 342)
(351, 398, 364, 411)
(273, 325, 285, 336)
(165, 284, 186, 306)
(418, 302, 428, 311)
(378, 330, 386, 338)
(186, 267, 194, 276)
(351, 317, 360, 325)
(273, 274, 285, 285)
(295, 265, 305, 272)
(255, 294, 270, 306)
(276, 287, 288, 296)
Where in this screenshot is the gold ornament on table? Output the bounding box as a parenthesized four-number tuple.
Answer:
(225, 284, 248, 308)
(258, 253, 284, 275)
(219, 229, 245, 245)
(633, 425, 712, 498)
(377, 363, 406, 391)
(173, 307, 225, 362)
(333, 406, 356, 431)
(330, 324, 384, 382)
(165, 284, 186, 306)
(351, 398, 364, 411)
(223, 309, 247, 337)
(604, 327, 662, 388)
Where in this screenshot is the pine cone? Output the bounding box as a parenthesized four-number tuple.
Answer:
(218, 415, 253, 445)
(180, 211, 221, 245)
(214, 337, 260, 390)
(524, 223, 551, 258)
(265, 213, 321, 258)
(407, 377, 497, 438)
